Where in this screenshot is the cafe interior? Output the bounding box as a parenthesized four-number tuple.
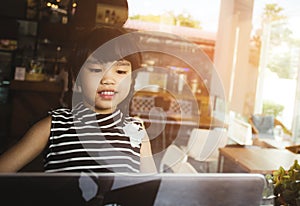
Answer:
(0, 0, 300, 205)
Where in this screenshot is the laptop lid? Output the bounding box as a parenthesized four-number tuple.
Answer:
(154, 173, 265, 206)
(0, 173, 265, 206)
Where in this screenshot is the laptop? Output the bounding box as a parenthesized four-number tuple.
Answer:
(0, 173, 265, 206)
(153, 173, 265, 206)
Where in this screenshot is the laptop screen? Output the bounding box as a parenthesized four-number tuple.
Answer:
(0, 173, 265, 206)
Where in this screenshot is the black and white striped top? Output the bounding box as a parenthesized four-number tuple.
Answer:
(43, 103, 144, 173)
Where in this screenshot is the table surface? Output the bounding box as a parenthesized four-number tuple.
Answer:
(252, 138, 294, 149)
(219, 147, 300, 174)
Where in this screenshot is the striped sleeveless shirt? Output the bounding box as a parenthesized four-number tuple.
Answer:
(43, 103, 144, 173)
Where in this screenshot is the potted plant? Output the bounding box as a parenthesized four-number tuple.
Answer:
(271, 160, 300, 206)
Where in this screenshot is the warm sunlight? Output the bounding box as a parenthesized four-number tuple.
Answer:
(127, 0, 221, 32)
(127, 0, 300, 143)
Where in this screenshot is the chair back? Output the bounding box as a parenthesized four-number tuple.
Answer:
(228, 117, 253, 145)
(251, 114, 274, 138)
(207, 128, 228, 161)
(130, 96, 155, 116)
(159, 144, 188, 173)
(186, 128, 210, 160)
(176, 162, 198, 173)
(186, 128, 228, 161)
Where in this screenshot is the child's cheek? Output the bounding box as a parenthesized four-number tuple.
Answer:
(118, 78, 131, 95)
(83, 78, 100, 98)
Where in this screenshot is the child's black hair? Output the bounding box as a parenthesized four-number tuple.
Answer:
(70, 26, 141, 80)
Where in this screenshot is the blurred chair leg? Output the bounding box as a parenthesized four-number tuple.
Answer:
(205, 162, 209, 173)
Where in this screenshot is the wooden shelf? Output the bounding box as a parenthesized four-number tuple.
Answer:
(10, 80, 62, 93)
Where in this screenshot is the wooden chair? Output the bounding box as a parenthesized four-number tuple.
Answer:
(248, 114, 292, 138)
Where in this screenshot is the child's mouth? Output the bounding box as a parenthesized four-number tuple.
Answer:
(98, 90, 116, 99)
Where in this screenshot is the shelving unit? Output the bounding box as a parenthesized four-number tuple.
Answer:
(0, 0, 74, 154)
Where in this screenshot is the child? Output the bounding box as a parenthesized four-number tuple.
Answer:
(0, 26, 157, 173)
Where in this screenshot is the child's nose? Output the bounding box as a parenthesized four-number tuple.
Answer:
(100, 70, 115, 85)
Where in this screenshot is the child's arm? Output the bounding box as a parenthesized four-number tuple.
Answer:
(140, 134, 157, 173)
(0, 116, 51, 172)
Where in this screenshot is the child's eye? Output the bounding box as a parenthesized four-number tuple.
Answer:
(116, 70, 128, 74)
(88, 68, 103, 73)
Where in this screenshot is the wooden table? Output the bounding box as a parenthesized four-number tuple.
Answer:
(252, 138, 294, 149)
(218, 147, 300, 174)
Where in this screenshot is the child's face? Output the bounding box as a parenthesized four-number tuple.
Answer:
(80, 57, 132, 114)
